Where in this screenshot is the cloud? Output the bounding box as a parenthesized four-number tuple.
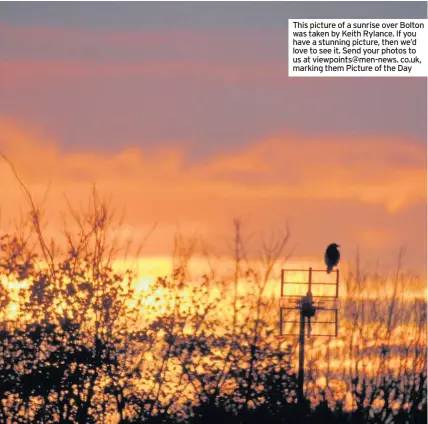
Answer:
(0, 117, 424, 210)
(0, 23, 280, 50)
(356, 228, 396, 249)
(193, 135, 426, 212)
(0, 117, 425, 269)
(0, 24, 286, 86)
(0, 59, 286, 87)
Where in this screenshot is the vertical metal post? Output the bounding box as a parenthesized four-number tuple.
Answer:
(335, 310, 338, 337)
(336, 269, 339, 297)
(281, 269, 285, 297)
(335, 270, 340, 336)
(307, 267, 313, 338)
(297, 309, 305, 403)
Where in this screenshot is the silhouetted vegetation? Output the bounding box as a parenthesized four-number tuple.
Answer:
(0, 185, 426, 423)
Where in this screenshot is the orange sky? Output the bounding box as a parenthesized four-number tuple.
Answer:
(0, 116, 426, 274)
(0, 5, 426, 275)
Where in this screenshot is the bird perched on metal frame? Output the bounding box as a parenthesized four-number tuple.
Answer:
(325, 243, 340, 274)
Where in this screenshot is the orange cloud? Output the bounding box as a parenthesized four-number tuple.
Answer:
(0, 117, 425, 210)
(0, 117, 425, 268)
(356, 228, 396, 249)
(193, 136, 426, 212)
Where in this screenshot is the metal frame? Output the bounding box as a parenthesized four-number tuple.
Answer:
(280, 268, 340, 298)
(280, 309, 338, 337)
(279, 267, 341, 402)
(279, 268, 340, 337)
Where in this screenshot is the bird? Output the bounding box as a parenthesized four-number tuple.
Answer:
(324, 243, 340, 273)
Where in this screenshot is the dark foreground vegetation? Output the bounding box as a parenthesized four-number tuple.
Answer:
(0, 189, 426, 423)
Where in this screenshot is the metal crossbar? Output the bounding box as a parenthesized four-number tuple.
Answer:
(281, 306, 339, 311)
(278, 333, 336, 339)
(282, 282, 337, 285)
(281, 269, 334, 272)
(280, 297, 340, 311)
(282, 321, 336, 324)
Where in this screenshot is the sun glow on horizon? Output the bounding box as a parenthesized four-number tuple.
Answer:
(110, 255, 426, 300)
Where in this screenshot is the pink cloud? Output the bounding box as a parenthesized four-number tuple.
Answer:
(0, 59, 287, 87)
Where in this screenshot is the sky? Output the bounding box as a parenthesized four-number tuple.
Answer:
(0, 1, 426, 275)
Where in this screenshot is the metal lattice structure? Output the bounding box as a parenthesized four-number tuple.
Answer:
(279, 267, 341, 401)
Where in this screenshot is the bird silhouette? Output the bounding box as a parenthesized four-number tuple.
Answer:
(325, 243, 340, 273)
